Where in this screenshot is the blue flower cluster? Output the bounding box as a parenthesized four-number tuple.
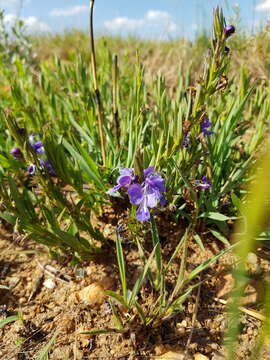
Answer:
(109, 166, 166, 222)
(10, 130, 56, 176)
(28, 133, 56, 176)
(200, 117, 214, 135)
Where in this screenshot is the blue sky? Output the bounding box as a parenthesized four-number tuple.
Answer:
(1, 0, 270, 39)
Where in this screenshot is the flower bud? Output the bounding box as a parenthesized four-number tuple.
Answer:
(224, 25, 235, 38)
(10, 147, 22, 160)
(27, 164, 36, 175)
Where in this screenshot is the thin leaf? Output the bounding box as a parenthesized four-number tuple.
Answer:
(210, 229, 230, 246)
(106, 290, 127, 308)
(185, 243, 237, 283)
(129, 244, 158, 307)
(36, 330, 59, 360)
(194, 233, 205, 251)
(116, 228, 127, 305)
(150, 215, 162, 288)
(0, 314, 19, 328)
(200, 212, 236, 222)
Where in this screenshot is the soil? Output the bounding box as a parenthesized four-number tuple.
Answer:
(0, 209, 270, 360)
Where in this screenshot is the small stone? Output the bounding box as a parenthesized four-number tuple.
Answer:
(155, 344, 167, 355)
(77, 283, 105, 305)
(194, 353, 209, 360)
(154, 351, 185, 360)
(43, 278, 56, 289)
(247, 252, 257, 265)
(179, 320, 187, 327)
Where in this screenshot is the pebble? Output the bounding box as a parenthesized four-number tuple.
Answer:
(153, 351, 185, 360)
(247, 252, 257, 265)
(77, 283, 105, 305)
(43, 278, 56, 289)
(155, 344, 167, 355)
(18, 297, 26, 304)
(194, 353, 209, 360)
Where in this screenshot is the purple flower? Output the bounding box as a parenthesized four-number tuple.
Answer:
(109, 168, 135, 195)
(32, 140, 44, 152)
(224, 25, 235, 38)
(38, 158, 57, 176)
(128, 167, 166, 222)
(10, 147, 22, 160)
(44, 159, 57, 176)
(109, 166, 166, 222)
(27, 164, 36, 175)
(18, 128, 25, 136)
(182, 132, 190, 148)
(192, 176, 211, 189)
(128, 184, 143, 205)
(201, 117, 214, 135)
(199, 176, 211, 189)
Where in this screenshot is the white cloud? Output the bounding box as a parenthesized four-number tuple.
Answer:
(104, 10, 177, 34)
(49, 5, 88, 17)
(146, 10, 170, 21)
(104, 17, 143, 31)
(4, 13, 50, 33)
(256, 0, 270, 11)
(23, 16, 50, 33)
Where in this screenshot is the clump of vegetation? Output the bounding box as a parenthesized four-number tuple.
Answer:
(1, 3, 270, 359)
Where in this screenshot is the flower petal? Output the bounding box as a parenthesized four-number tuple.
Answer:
(146, 173, 166, 192)
(27, 164, 36, 175)
(32, 140, 43, 151)
(143, 166, 155, 177)
(117, 175, 132, 187)
(128, 184, 143, 205)
(159, 194, 166, 206)
(119, 167, 134, 177)
(146, 191, 158, 208)
(108, 184, 121, 195)
(136, 201, 150, 221)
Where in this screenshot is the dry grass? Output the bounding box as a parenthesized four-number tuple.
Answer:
(32, 28, 270, 88)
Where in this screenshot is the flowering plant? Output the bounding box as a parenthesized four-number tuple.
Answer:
(109, 166, 166, 221)
(10, 130, 56, 176)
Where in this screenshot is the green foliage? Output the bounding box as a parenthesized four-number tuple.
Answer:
(0, 5, 266, 257)
(0, 10, 34, 65)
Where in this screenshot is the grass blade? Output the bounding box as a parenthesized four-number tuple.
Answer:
(36, 330, 59, 360)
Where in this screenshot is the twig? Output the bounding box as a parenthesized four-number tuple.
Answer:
(112, 54, 120, 148)
(27, 273, 44, 302)
(214, 297, 266, 322)
(185, 280, 201, 357)
(36, 260, 71, 283)
(89, 0, 106, 166)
